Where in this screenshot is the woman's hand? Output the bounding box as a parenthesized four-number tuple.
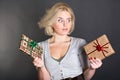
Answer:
(89, 57, 102, 70)
(83, 58, 102, 80)
(33, 57, 45, 68)
(33, 57, 51, 80)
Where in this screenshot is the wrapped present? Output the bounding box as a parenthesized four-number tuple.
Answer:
(19, 34, 43, 58)
(84, 34, 115, 60)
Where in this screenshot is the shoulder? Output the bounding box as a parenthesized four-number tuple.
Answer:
(38, 39, 49, 47)
(72, 37, 87, 45)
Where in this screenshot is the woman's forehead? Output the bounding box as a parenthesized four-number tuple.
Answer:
(55, 10, 71, 19)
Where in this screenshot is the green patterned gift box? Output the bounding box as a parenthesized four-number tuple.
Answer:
(19, 34, 43, 58)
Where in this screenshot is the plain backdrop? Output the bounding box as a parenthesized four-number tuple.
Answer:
(0, 0, 120, 80)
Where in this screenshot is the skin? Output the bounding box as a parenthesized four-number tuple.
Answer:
(33, 11, 102, 80)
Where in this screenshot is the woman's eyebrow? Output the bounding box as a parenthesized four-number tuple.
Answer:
(58, 17, 62, 19)
(57, 17, 71, 19)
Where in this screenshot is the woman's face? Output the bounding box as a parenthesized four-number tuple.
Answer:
(52, 10, 72, 36)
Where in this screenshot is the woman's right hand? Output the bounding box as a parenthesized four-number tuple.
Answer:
(33, 57, 51, 80)
(33, 57, 45, 68)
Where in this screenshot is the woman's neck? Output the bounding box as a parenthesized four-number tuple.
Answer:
(50, 34, 70, 43)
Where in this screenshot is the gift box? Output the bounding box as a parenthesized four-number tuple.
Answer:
(19, 34, 43, 58)
(84, 34, 115, 60)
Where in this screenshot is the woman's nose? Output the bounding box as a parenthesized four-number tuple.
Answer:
(63, 21, 67, 27)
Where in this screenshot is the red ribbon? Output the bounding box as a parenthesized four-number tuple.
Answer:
(96, 45, 103, 51)
(88, 39, 109, 57)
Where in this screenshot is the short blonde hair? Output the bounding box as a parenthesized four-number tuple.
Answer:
(38, 2, 75, 36)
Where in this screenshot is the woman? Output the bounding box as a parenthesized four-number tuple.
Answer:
(33, 2, 102, 80)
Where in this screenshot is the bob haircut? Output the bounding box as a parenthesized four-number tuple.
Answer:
(38, 2, 75, 36)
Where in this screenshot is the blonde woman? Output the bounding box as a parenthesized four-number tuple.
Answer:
(33, 2, 102, 80)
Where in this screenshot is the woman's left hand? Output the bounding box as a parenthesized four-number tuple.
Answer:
(89, 57, 102, 70)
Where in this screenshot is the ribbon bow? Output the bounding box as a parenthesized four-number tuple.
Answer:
(29, 41, 37, 48)
(29, 41, 37, 55)
(96, 44, 104, 51)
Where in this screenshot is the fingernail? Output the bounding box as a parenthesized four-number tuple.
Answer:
(89, 57, 92, 60)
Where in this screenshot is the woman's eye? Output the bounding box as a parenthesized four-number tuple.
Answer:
(58, 19, 63, 23)
(67, 19, 71, 23)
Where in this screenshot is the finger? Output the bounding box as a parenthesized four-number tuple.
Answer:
(89, 58, 101, 68)
(90, 58, 102, 69)
(93, 58, 102, 66)
(90, 57, 101, 64)
(90, 60, 97, 67)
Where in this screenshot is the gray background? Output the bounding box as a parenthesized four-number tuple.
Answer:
(0, 0, 120, 80)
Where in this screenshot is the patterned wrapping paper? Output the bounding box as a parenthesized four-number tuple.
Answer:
(84, 34, 115, 60)
(19, 34, 43, 58)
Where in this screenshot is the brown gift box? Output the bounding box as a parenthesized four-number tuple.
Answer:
(19, 34, 43, 58)
(84, 34, 115, 60)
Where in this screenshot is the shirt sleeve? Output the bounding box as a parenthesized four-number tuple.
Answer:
(81, 50, 90, 70)
(78, 39, 90, 70)
(38, 42, 44, 61)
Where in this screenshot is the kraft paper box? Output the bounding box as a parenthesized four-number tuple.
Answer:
(84, 34, 115, 60)
(19, 34, 43, 58)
